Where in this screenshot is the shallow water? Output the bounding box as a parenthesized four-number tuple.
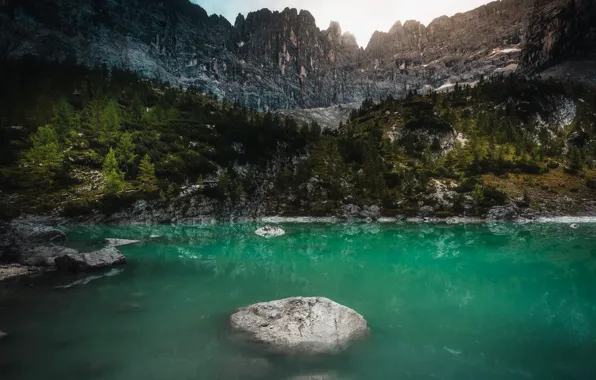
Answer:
(1, 222, 596, 380)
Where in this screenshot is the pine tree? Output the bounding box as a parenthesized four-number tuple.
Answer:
(102, 148, 124, 194)
(19, 125, 64, 187)
(137, 154, 158, 193)
(100, 100, 120, 145)
(116, 132, 136, 171)
(130, 94, 144, 123)
(51, 98, 76, 139)
(82, 99, 104, 141)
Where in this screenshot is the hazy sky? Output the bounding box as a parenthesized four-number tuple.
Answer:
(194, 0, 492, 47)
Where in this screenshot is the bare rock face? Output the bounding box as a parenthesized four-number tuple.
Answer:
(230, 297, 369, 355)
(0, 0, 536, 112)
(520, 0, 596, 72)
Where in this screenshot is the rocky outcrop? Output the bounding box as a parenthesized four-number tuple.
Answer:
(338, 204, 381, 221)
(520, 0, 596, 72)
(1, 222, 127, 280)
(519, 0, 596, 84)
(1, 222, 66, 262)
(230, 297, 369, 355)
(367, 0, 531, 67)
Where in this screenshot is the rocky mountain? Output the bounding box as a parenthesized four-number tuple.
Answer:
(519, 0, 596, 84)
(0, 0, 537, 112)
(366, 0, 533, 82)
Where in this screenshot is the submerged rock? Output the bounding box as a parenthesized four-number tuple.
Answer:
(54, 247, 126, 273)
(224, 355, 271, 379)
(0, 263, 45, 282)
(255, 225, 285, 238)
(288, 373, 339, 380)
(230, 297, 369, 355)
(54, 268, 124, 289)
(104, 238, 140, 247)
(0, 330, 7, 340)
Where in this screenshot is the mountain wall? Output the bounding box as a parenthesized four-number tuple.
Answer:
(518, 0, 596, 85)
(0, 0, 536, 110)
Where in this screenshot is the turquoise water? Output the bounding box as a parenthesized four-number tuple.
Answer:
(1, 222, 596, 380)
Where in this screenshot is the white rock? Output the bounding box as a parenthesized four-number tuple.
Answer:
(230, 297, 369, 355)
(255, 225, 285, 238)
(105, 238, 140, 247)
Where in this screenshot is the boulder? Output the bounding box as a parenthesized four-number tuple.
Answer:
(104, 238, 140, 247)
(12, 223, 67, 245)
(0, 222, 21, 262)
(487, 205, 519, 221)
(54, 247, 126, 273)
(230, 297, 368, 355)
(20, 246, 79, 267)
(255, 225, 285, 238)
(360, 205, 381, 221)
(338, 204, 361, 220)
(418, 205, 435, 218)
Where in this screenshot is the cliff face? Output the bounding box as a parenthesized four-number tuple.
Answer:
(0, 0, 539, 110)
(520, 0, 596, 73)
(366, 0, 532, 64)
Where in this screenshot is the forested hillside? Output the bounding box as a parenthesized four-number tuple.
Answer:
(1, 58, 595, 221)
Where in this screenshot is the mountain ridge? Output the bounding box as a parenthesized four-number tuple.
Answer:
(2, 0, 593, 115)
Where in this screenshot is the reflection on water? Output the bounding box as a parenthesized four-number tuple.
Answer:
(1, 222, 596, 380)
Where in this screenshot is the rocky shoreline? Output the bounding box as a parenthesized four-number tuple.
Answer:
(0, 222, 127, 285)
(2, 206, 595, 286)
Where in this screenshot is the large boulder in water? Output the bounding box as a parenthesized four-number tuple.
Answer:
(230, 297, 368, 355)
(54, 247, 126, 273)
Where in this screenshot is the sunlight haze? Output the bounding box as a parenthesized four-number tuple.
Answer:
(195, 0, 494, 47)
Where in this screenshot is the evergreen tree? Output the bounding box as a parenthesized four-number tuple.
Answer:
(19, 125, 64, 187)
(102, 148, 124, 194)
(82, 99, 104, 141)
(100, 100, 120, 145)
(116, 132, 136, 171)
(51, 98, 76, 139)
(568, 146, 584, 171)
(129, 94, 144, 123)
(137, 154, 158, 193)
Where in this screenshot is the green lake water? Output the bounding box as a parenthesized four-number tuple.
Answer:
(1, 222, 596, 380)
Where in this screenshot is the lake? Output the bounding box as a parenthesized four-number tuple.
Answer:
(1, 222, 596, 380)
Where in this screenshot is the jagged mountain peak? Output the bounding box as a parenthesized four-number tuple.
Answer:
(1, 0, 591, 113)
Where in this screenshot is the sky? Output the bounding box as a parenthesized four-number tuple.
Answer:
(193, 0, 493, 47)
